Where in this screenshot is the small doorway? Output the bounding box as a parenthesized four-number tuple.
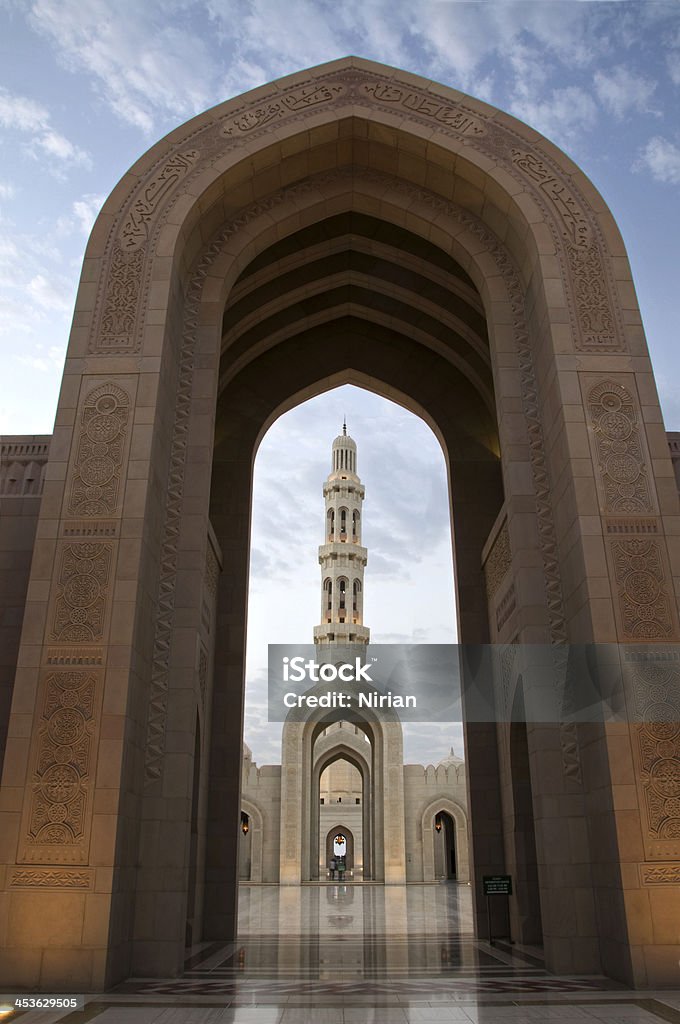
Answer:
(433, 811, 457, 880)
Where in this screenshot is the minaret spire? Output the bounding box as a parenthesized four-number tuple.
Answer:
(313, 425, 369, 647)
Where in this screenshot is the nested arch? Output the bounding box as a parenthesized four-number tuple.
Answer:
(420, 796, 470, 883)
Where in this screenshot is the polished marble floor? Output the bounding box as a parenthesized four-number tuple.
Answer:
(7, 884, 680, 1023)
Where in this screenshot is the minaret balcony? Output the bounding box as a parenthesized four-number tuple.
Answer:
(317, 542, 367, 563)
(313, 624, 370, 645)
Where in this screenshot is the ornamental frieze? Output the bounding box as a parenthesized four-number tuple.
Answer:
(19, 670, 103, 865)
(361, 81, 486, 136)
(120, 149, 200, 252)
(223, 83, 344, 135)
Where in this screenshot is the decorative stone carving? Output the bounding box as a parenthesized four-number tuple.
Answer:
(9, 868, 93, 888)
(120, 150, 200, 252)
(587, 380, 654, 514)
(87, 66, 622, 366)
(68, 383, 130, 516)
(46, 648, 103, 667)
(50, 543, 112, 643)
(496, 584, 517, 634)
(612, 539, 674, 640)
(205, 543, 219, 599)
(605, 517, 658, 535)
(223, 84, 344, 135)
(95, 245, 145, 352)
(511, 150, 620, 350)
(20, 670, 102, 865)
(640, 864, 680, 885)
(361, 81, 486, 136)
(625, 653, 680, 859)
(484, 522, 511, 599)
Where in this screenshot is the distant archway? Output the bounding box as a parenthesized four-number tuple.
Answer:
(421, 797, 470, 883)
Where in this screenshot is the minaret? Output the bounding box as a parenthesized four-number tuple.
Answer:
(313, 422, 370, 646)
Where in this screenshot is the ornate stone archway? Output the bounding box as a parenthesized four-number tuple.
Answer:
(0, 57, 678, 991)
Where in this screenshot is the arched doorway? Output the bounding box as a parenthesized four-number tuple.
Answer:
(421, 797, 470, 884)
(1, 57, 678, 991)
(281, 699, 405, 884)
(317, 736, 367, 880)
(325, 825, 355, 876)
(433, 812, 457, 880)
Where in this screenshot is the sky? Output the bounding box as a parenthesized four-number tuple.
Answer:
(1, 0, 679, 762)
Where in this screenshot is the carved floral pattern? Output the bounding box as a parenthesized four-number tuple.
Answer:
(587, 380, 653, 514)
(511, 150, 619, 350)
(626, 654, 680, 854)
(50, 543, 112, 643)
(21, 671, 101, 864)
(68, 382, 130, 515)
(484, 522, 511, 599)
(95, 246, 145, 352)
(613, 539, 674, 640)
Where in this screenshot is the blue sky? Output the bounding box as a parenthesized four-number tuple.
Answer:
(1, 0, 679, 763)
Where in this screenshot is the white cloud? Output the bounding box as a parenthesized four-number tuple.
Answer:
(0, 86, 90, 168)
(512, 85, 598, 146)
(27, 273, 73, 312)
(0, 181, 16, 200)
(72, 193, 106, 235)
(594, 66, 657, 119)
(636, 136, 680, 185)
(29, 0, 221, 132)
(17, 343, 66, 373)
(0, 89, 48, 132)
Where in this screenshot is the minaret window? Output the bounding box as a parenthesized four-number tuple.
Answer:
(340, 508, 347, 538)
(339, 578, 346, 609)
(353, 579, 360, 612)
(352, 510, 360, 541)
(327, 509, 335, 541)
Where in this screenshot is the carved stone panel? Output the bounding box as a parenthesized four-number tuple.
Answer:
(584, 377, 655, 515)
(484, 522, 511, 599)
(624, 653, 680, 861)
(611, 538, 675, 640)
(50, 543, 113, 643)
(67, 381, 131, 517)
(18, 669, 103, 865)
(510, 151, 621, 350)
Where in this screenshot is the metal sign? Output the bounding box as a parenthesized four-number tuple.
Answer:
(483, 874, 512, 896)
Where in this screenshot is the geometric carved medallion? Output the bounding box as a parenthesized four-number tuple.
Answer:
(50, 542, 112, 643)
(625, 653, 680, 860)
(68, 382, 130, 516)
(20, 670, 103, 865)
(586, 379, 653, 514)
